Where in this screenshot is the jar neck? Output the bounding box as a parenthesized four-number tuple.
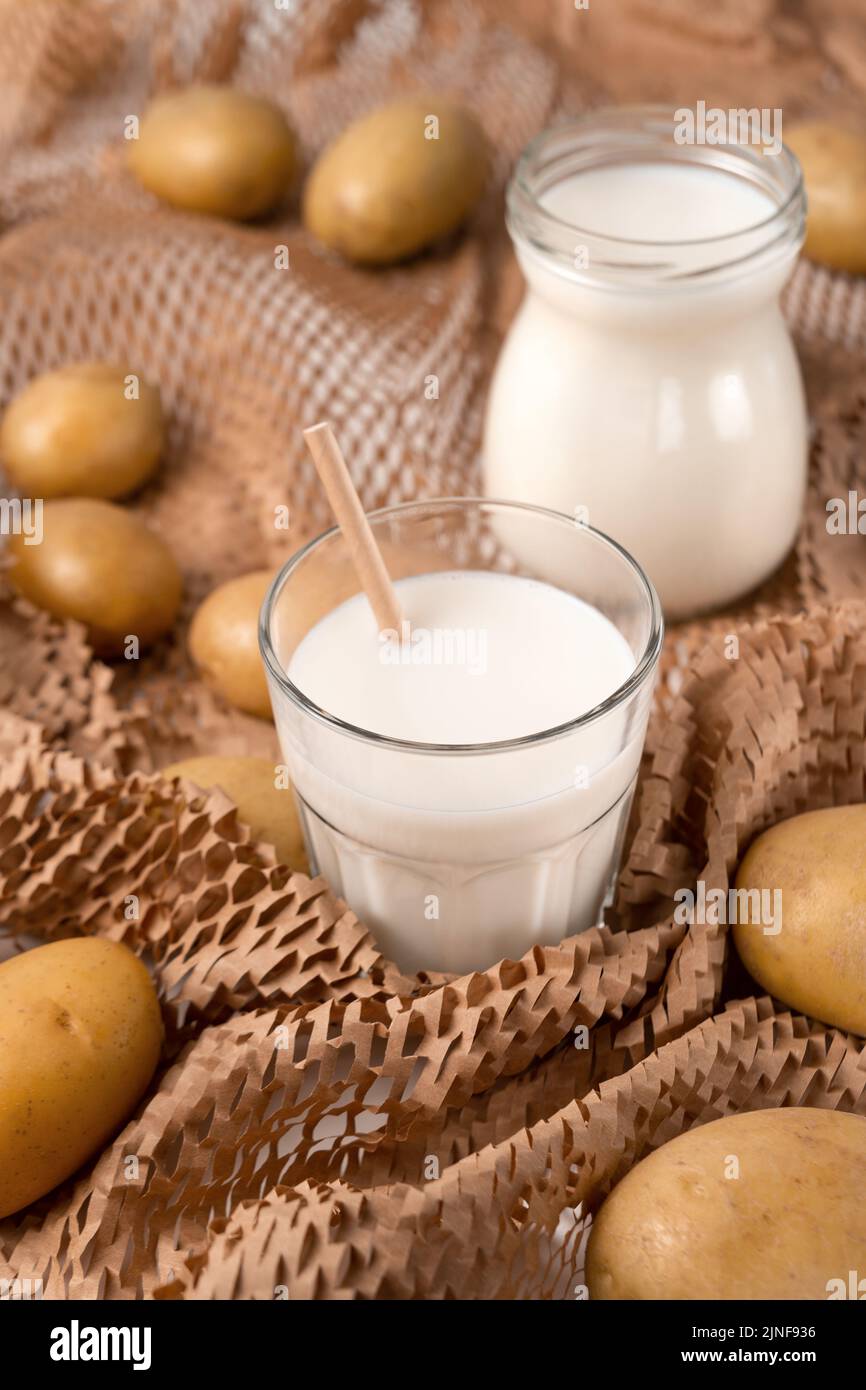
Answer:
(507, 106, 805, 295)
(515, 240, 797, 333)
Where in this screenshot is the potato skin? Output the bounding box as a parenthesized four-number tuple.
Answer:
(303, 97, 487, 264)
(787, 122, 866, 274)
(733, 804, 866, 1036)
(0, 363, 163, 500)
(0, 938, 162, 1219)
(7, 497, 182, 654)
(188, 570, 273, 719)
(586, 1108, 866, 1300)
(129, 85, 296, 220)
(162, 755, 308, 872)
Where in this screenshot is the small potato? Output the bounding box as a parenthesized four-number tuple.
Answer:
(733, 804, 866, 1036)
(0, 937, 162, 1219)
(128, 85, 296, 220)
(787, 122, 866, 273)
(1, 363, 163, 501)
(303, 97, 488, 264)
(586, 1108, 866, 1300)
(162, 755, 308, 872)
(189, 570, 273, 719)
(7, 497, 182, 654)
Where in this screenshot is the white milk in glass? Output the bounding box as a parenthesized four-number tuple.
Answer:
(274, 569, 643, 976)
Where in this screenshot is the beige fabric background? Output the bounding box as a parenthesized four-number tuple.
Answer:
(0, 0, 864, 1299)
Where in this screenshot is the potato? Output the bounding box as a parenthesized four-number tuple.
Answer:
(7, 497, 182, 654)
(162, 756, 308, 872)
(732, 804, 866, 1036)
(787, 122, 866, 273)
(189, 570, 273, 719)
(586, 1108, 866, 1300)
(0, 937, 162, 1219)
(0, 363, 163, 500)
(128, 85, 296, 220)
(303, 97, 487, 264)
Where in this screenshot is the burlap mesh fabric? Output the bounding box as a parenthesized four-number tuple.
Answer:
(1, 0, 865, 1299)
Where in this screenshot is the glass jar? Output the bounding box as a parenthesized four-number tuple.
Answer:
(482, 106, 808, 620)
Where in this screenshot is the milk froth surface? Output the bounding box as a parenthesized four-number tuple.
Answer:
(541, 161, 776, 242)
(286, 569, 635, 744)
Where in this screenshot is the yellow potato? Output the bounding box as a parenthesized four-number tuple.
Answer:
(303, 97, 488, 264)
(0, 937, 162, 1219)
(586, 1108, 866, 1300)
(189, 570, 273, 719)
(162, 756, 308, 872)
(7, 497, 182, 654)
(733, 804, 866, 1036)
(129, 85, 296, 220)
(787, 122, 866, 273)
(0, 363, 163, 500)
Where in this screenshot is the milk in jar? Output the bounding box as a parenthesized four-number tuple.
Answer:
(482, 108, 809, 619)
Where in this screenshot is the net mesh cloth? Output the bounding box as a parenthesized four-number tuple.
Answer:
(0, 0, 865, 1299)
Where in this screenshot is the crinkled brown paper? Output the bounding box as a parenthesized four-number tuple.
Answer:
(0, 0, 865, 1300)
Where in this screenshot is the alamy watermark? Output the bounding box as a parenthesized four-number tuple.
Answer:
(826, 491, 866, 534)
(674, 879, 781, 935)
(379, 621, 488, 675)
(827, 1270, 866, 1300)
(50, 1320, 151, 1370)
(0, 496, 42, 544)
(674, 102, 783, 156)
(0, 1277, 43, 1299)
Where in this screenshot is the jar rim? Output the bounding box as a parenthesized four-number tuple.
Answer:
(508, 104, 806, 284)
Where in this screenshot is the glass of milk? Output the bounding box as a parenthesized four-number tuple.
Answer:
(260, 499, 662, 976)
(483, 106, 808, 620)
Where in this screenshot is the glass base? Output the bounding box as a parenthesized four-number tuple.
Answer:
(296, 781, 637, 977)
